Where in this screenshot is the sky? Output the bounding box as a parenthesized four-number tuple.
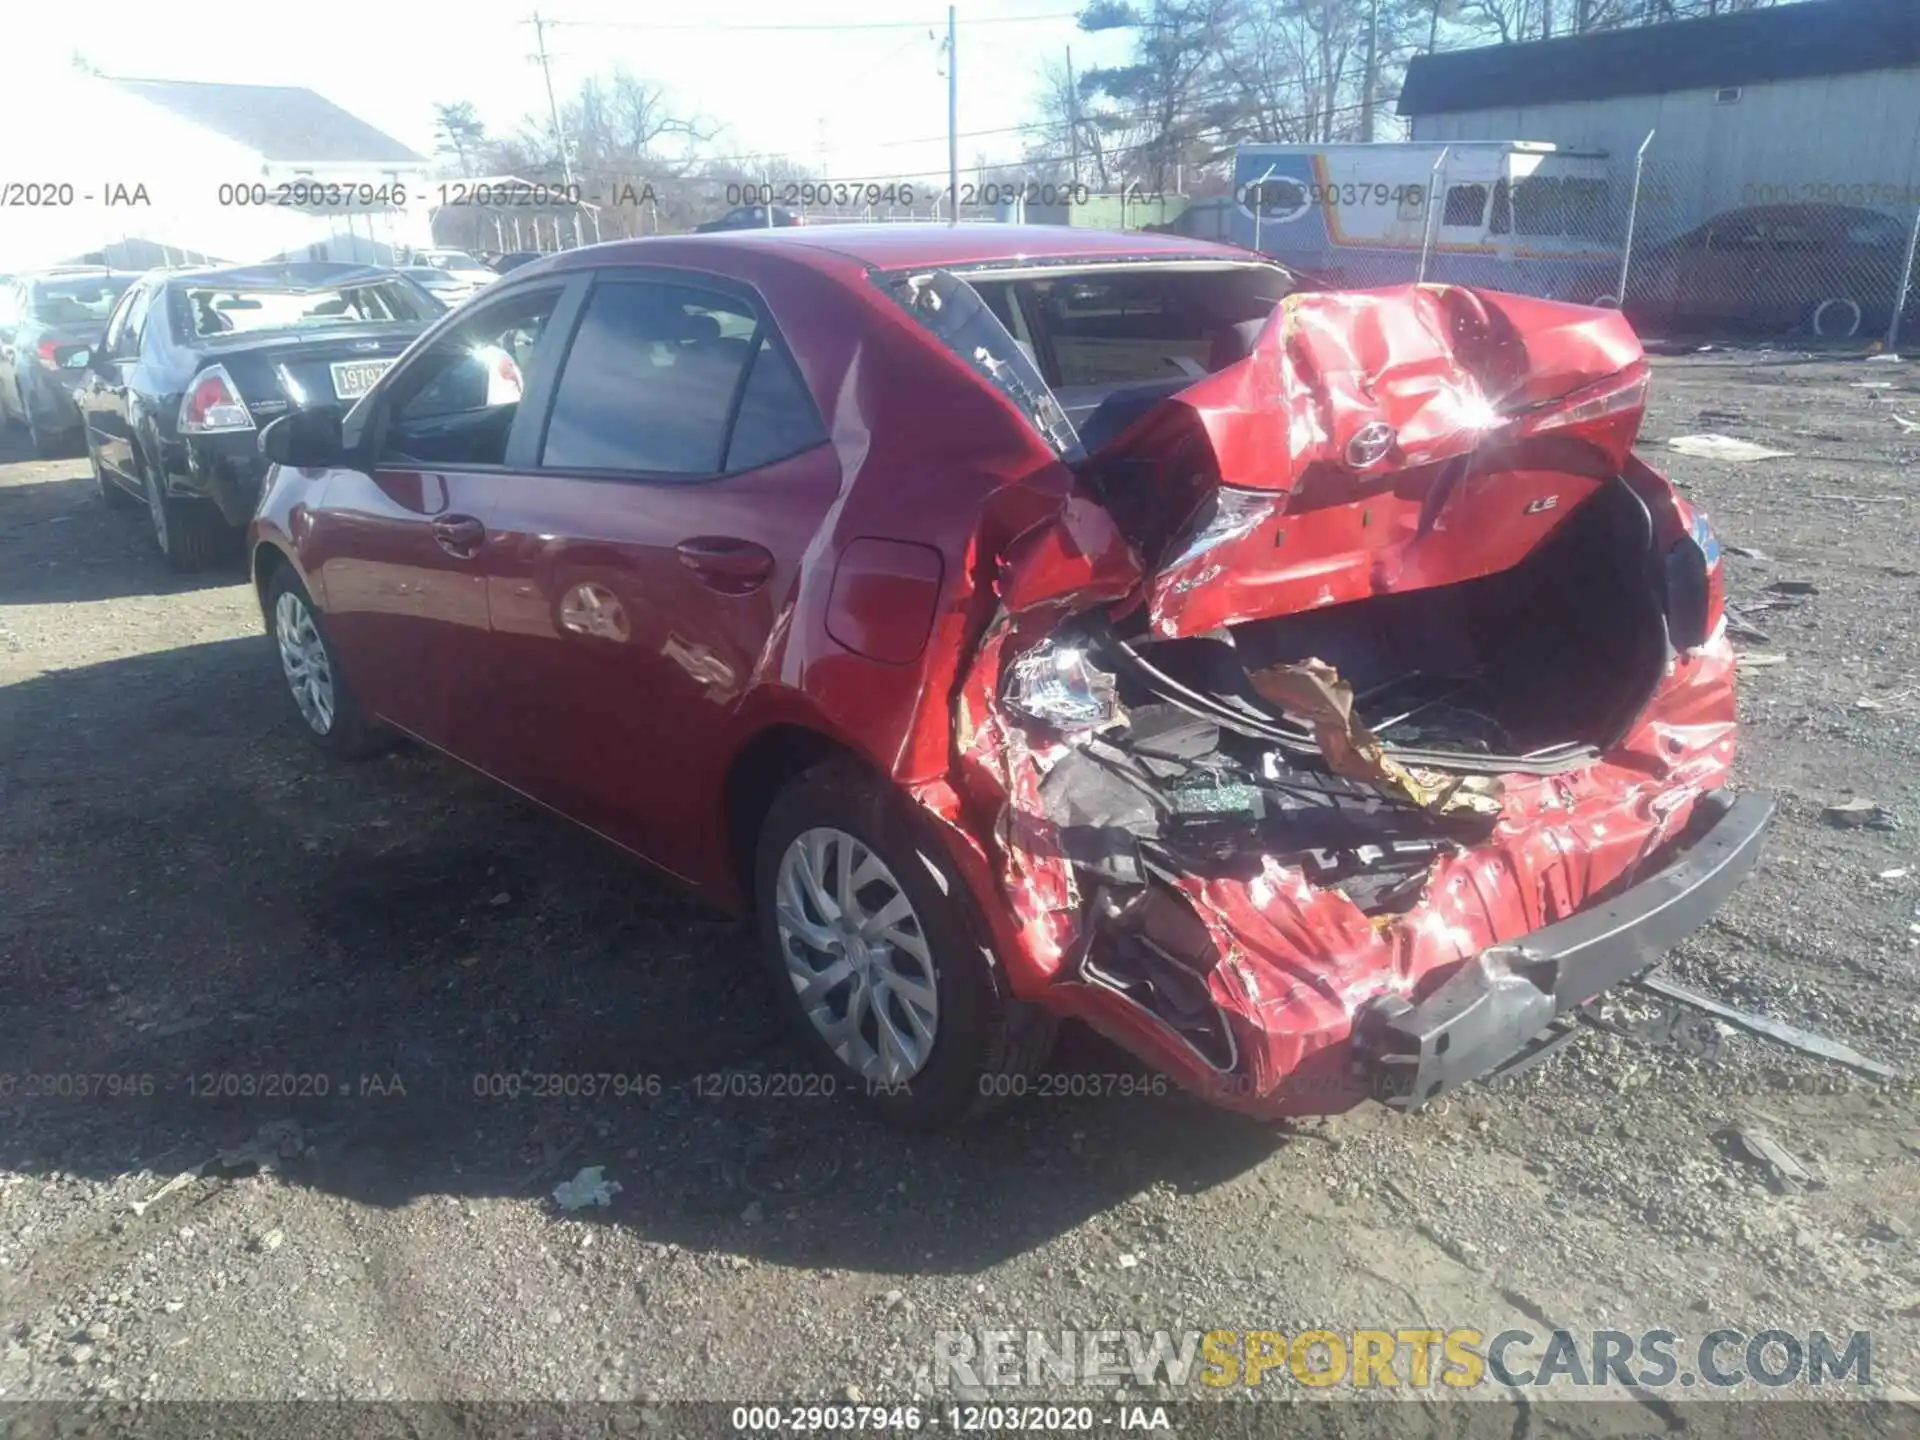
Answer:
(9, 0, 1131, 189)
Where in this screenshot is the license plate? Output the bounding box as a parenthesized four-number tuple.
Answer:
(329, 359, 393, 399)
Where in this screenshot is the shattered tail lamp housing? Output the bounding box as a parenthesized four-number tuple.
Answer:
(1508, 363, 1650, 467)
(1666, 508, 1726, 651)
(1005, 640, 1120, 733)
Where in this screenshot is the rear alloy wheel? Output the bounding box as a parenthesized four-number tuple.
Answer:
(267, 567, 384, 758)
(141, 447, 232, 571)
(755, 760, 1055, 1129)
(776, 828, 942, 1086)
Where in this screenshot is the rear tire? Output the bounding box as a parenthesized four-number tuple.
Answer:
(140, 444, 233, 571)
(754, 760, 1055, 1130)
(266, 566, 386, 759)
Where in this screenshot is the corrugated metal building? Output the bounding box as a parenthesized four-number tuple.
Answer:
(1398, 0, 1920, 241)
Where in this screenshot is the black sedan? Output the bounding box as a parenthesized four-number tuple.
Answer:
(0, 268, 139, 455)
(76, 262, 440, 570)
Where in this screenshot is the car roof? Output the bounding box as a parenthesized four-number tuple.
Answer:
(156, 261, 401, 290)
(583, 223, 1254, 273)
(25, 268, 141, 284)
(1710, 203, 1890, 225)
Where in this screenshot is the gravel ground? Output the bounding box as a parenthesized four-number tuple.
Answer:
(1, 352, 1917, 1427)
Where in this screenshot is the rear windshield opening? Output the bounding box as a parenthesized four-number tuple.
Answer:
(31, 276, 135, 326)
(176, 279, 437, 339)
(970, 266, 1293, 389)
(890, 262, 1296, 458)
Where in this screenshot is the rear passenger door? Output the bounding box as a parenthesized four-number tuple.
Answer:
(471, 269, 842, 877)
(79, 281, 152, 482)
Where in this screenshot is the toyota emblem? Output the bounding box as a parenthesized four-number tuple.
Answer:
(1346, 421, 1397, 468)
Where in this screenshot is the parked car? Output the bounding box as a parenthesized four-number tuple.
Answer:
(1626, 203, 1918, 339)
(248, 225, 1769, 1128)
(407, 248, 498, 291)
(694, 204, 805, 233)
(77, 261, 441, 569)
(0, 268, 139, 455)
(400, 266, 479, 309)
(487, 251, 549, 274)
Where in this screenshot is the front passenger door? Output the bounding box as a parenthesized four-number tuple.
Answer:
(303, 280, 581, 755)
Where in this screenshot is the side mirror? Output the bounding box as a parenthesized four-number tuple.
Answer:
(260, 405, 346, 468)
(58, 345, 92, 370)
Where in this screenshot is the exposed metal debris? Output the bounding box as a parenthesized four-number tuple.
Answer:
(1635, 975, 1902, 1082)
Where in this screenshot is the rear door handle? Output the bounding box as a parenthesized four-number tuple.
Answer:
(432, 513, 486, 558)
(675, 536, 775, 594)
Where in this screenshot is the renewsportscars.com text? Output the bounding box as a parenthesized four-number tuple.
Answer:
(933, 1328, 1872, 1391)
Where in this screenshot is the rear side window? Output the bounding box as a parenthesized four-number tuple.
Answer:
(725, 338, 828, 472)
(541, 281, 760, 475)
(110, 286, 152, 358)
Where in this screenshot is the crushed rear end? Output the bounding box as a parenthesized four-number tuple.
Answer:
(898, 275, 1770, 1116)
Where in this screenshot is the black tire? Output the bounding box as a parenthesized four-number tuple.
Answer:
(89, 437, 137, 509)
(264, 565, 387, 759)
(139, 442, 234, 571)
(753, 759, 1056, 1130)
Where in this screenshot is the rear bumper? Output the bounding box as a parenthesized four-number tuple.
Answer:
(1355, 790, 1774, 1111)
(172, 432, 268, 528)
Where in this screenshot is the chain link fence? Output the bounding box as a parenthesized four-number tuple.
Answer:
(54, 148, 1920, 355)
(1252, 134, 1920, 350)
(1614, 139, 1920, 348)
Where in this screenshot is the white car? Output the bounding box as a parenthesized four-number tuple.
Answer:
(400, 266, 482, 309)
(410, 249, 498, 290)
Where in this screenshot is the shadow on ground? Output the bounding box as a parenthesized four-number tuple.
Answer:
(0, 638, 1288, 1278)
(0, 463, 243, 603)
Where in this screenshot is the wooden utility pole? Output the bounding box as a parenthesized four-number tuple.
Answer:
(1360, 0, 1380, 141)
(1066, 45, 1080, 187)
(947, 6, 959, 226)
(531, 12, 576, 191)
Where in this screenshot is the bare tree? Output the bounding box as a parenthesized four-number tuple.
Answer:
(432, 102, 486, 178)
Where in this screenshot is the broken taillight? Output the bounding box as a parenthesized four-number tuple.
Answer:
(1665, 506, 1726, 651)
(178, 365, 255, 433)
(1508, 362, 1649, 467)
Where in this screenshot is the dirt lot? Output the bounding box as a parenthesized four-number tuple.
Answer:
(1, 352, 1918, 1425)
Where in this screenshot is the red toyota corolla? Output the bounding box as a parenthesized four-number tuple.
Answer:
(249, 225, 1772, 1128)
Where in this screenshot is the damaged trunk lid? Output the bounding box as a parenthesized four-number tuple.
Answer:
(901, 269, 1675, 780)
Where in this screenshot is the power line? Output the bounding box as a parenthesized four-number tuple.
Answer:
(530, 11, 1079, 32)
(535, 86, 1402, 184)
